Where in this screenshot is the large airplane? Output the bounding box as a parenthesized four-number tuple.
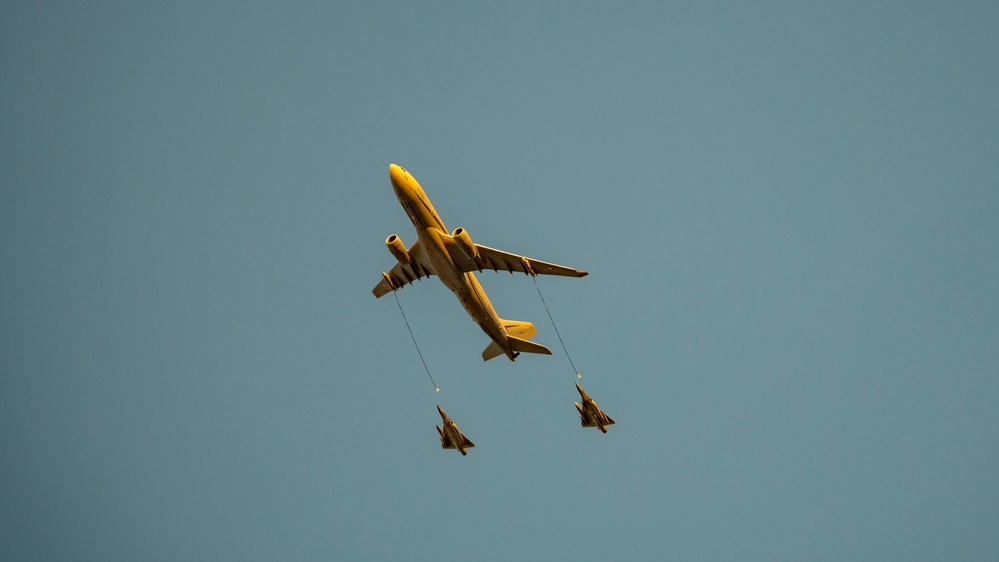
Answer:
(436, 405, 475, 456)
(373, 164, 588, 361)
(574, 382, 615, 433)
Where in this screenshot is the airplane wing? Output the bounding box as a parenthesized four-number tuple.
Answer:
(443, 236, 587, 278)
(440, 432, 474, 450)
(372, 239, 435, 297)
(580, 415, 614, 428)
(437, 425, 454, 449)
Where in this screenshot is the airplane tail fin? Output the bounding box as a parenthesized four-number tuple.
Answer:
(436, 425, 452, 449)
(481, 319, 551, 361)
(502, 320, 550, 355)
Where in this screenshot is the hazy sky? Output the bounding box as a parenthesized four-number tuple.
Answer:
(2, 3, 998, 560)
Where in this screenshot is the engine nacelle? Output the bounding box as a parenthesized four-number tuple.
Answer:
(386, 234, 409, 264)
(451, 227, 479, 260)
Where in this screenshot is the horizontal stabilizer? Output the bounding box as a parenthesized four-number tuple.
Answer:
(482, 341, 505, 362)
(508, 336, 552, 356)
(501, 319, 537, 340)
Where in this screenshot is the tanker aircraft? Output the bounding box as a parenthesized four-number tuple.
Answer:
(372, 164, 587, 361)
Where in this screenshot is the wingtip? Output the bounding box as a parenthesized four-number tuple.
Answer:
(578, 270, 589, 277)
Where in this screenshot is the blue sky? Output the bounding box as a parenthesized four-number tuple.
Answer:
(2, 2, 998, 560)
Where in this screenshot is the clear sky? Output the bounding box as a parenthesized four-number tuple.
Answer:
(2, 2, 998, 560)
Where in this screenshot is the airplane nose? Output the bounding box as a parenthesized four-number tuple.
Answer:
(388, 163, 406, 185)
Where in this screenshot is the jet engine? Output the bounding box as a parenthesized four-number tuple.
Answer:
(452, 227, 479, 260)
(386, 234, 409, 264)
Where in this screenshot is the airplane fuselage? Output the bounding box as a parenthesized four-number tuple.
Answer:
(389, 165, 511, 357)
(580, 401, 609, 428)
(441, 422, 467, 455)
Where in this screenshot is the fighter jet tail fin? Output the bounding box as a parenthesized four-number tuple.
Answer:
(437, 425, 457, 449)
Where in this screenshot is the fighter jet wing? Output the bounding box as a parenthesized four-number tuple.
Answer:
(580, 415, 614, 428)
(437, 425, 454, 448)
(444, 236, 587, 278)
(439, 431, 474, 450)
(372, 239, 435, 297)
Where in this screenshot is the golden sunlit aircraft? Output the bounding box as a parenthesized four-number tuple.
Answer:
(574, 383, 615, 433)
(436, 405, 474, 456)
(372, 164, 588, 361)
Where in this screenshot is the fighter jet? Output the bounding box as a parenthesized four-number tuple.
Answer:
(373, 164, 588, 361)
(574, 383, 615, 433)
(436, 405, 475, 456)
